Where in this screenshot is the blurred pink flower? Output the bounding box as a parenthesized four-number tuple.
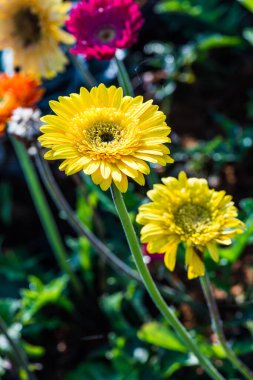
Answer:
(142, 243, 164, 265)
(66, 0, 144, 60)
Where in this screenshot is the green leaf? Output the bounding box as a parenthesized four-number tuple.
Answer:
(0, 299, 20, 325)
(156, 0, 202, 16)
(233, 340, 253, 355)
(162, 352, 192, 377)
(19, 275, 73, 324)
(238, 0, 253, 12)
(197, 34, 242, 50)
(22, 341, 45, 357)
(137, 322, 187, 352)
(201, 342, 226, 359)
(100, 293, 129, 331)
(19, 368, 29, 380)
(243, 28, 253, 44)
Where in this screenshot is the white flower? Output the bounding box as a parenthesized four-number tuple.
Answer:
(8, 107, 42, 141)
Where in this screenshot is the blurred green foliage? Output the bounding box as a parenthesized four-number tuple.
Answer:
(1, 0, 253, 378)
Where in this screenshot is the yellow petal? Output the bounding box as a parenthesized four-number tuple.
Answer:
(178, 171, 188, 186)
(207, 242, 219, 262)
(80, 87, 93, 107)
(187, 248, 205, 280)
(100, 177, 112, 191)
(164, 243, 178, 271)
(83, 161, 100, 175)
(133, 172, 145, 186)
(44, 150, 55, 160)
(91, 169, 103, 185)
(117, 162, 138, 178)
(113, 173, 128, 193)
(97, 83, 109, 106)
(111, 167, 122, 182)
(100, 161, 111, 179)
(112, 87, 123, 108)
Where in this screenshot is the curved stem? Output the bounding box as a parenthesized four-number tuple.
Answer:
(70, 55, 97, 89)
(110, 184, 225, 380)
(114, 55, 134, 97)
(34, 146, 204, 311)
(34, 146, 139, 282)
(200, 273, 253, 380)
(0, 315, 37, 380)
(10, 137, 82, 295)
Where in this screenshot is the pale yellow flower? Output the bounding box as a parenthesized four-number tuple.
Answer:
(0, 0, 75, 79)
(137, 172, 244, 279)
(38, 84, 173, 192)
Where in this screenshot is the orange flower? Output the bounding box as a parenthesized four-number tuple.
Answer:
(0, 73, 44, 134)
(0, 93, 18, 134)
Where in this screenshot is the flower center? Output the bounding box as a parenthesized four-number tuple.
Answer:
(98, 27, 116, 43)
(100, 132, 114, 142)
(174, 203, 211, 235)
(14, 8, 41, 47)
(86, 122, 122, 148)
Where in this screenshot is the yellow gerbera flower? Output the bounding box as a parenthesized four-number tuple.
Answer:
(0, 0, 75, 79)
(38, 84, 173, 192)
(136, 171, 244, 279)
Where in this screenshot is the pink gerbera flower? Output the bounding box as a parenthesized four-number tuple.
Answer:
(66, 0, 144, 60)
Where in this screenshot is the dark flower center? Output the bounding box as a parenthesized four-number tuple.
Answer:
(86, 122, 123, 148)
(100, 132, 114, 142)
(98, 27, 116, 43)
(14, 8, 41, 47)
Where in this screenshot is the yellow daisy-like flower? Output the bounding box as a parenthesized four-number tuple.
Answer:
(0, 0, 75, 79)
(136, 171, 244, 279)
(38, 84, 173, 192)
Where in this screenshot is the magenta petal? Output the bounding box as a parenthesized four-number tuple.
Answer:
(66, 0, 144, 60)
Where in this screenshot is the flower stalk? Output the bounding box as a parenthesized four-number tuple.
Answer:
(34, 145, 139, 281)
(70, 55, 97, 89)
(200, 272, 253, 380)
(10, 137, 82, 295)
(34, 146, 204, 311)
(114, 55, 134, 97)
(0, 315, 37, 380)
(110, 183, 225, 380)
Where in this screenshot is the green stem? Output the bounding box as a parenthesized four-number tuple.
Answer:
(110, 184, 225, 380)
(34, 146, 139, 281)
(70, 55, 97, 89)
(200, 273, 253, 380)
(34, 146, 205, 313)
(10, 137, 82, 295)
(114, 55, 134, 97)
(0, 315, 36, 380)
